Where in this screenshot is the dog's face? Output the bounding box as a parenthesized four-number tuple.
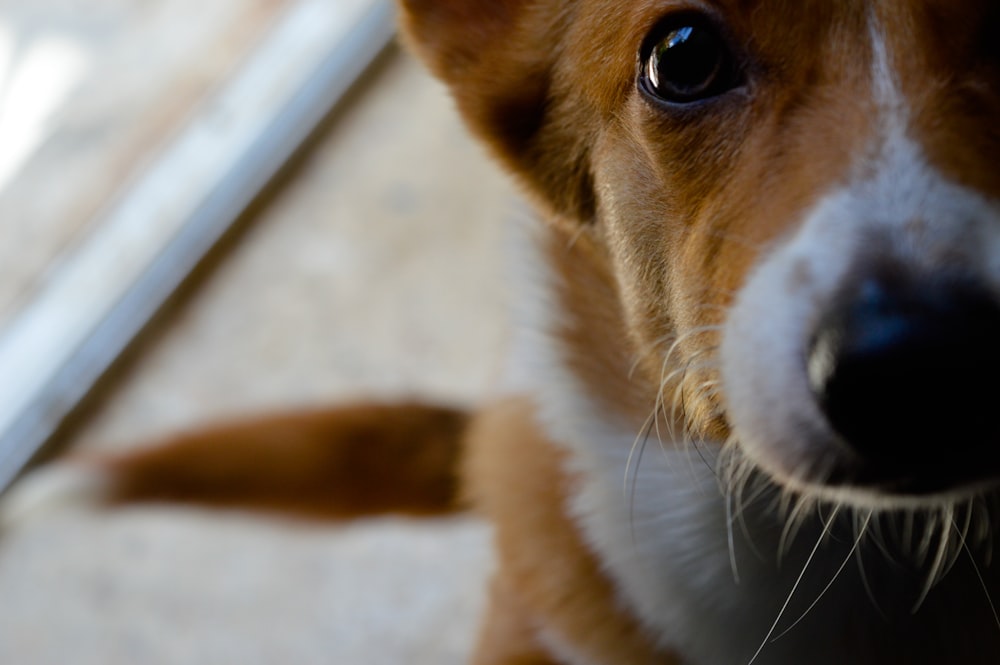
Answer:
(401, 1, 1000, 505)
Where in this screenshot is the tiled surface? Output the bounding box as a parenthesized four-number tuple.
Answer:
(0, 46, 516, 664)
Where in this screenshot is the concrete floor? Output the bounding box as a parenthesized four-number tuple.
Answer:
(0, 0, 295, 324)
(0, 45, 518, 665)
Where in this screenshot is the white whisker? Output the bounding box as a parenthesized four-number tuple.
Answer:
(778, 495, 814, 567)
(771, 511, 873, 642)
(956, 520, 1000, 635)
(747, 507, 840, 665)
(913, 506, 953, 613)
(727, 487, 742, 584)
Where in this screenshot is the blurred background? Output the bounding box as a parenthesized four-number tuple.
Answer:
(0, 0, 517, 662)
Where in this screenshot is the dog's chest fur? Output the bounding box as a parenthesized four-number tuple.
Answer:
(503, 222, 1000, 665)
(398, 1, 1000, 662)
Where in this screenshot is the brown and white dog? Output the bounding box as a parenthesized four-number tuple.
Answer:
(7, 1, 1000, 663)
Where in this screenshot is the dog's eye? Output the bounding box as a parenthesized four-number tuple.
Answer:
(641, 19, 739, 104)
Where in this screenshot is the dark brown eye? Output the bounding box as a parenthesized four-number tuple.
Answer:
(642, 19, 740, 104)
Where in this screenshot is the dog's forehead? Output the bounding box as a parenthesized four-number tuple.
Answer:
(562, 0, 863, 110)
(571, 0, 996, 55)
(566, 0, 999, 137)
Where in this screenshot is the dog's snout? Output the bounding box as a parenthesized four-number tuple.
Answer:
(807, 273, 1000, 490)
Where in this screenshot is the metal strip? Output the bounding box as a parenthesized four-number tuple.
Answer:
(0, 0, 395, 491)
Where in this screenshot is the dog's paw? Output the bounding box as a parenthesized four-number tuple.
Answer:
(0, 464, 111, 532)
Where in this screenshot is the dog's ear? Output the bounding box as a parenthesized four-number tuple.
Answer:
(398, 0, 596, 223)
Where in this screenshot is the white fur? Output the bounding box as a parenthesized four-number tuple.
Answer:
(512, 228, 902, 665)
(721, 21, 1000, 501)
(537, 626, 605, 665)
(504, 220, 811, 664)
(504, 20, 1000, 665)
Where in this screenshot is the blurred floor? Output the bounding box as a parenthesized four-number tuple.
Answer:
(0, 44, 517, 665)
(0, 0, 295, 324)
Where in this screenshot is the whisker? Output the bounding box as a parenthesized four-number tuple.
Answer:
(747, 507, 840, 665)
(956, 520, 1000, 635)
(675, 383, 703, 483)
(628, 436, 651, 548)
(973, 497, 991, 549)
(778, 495, 814, 566)
(854, 517, 887, 620)
(731, 460, 766, 562)
(625, 408, 659, 548)
(771, 510, 873, 642)
(866, 511, 898, 565)
(727, 487, 742, 584)
(938, 502, 974, 582)
(624, 408, 657, 500)
(901, 509, 916, 557)
(914, 510, 939, 565)
(662, 353, 721, 479)
(912, 505, 954, 613)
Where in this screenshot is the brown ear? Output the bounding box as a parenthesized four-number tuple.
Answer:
(398, 0, 596, 223)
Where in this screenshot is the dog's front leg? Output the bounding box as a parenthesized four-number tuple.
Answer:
(472, 574, 561, 665)
(465, 400, 680, 665)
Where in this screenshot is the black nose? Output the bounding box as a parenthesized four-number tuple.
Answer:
(807, 273, 1000, 491)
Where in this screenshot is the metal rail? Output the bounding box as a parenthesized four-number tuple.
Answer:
(0, 0, 396, 492)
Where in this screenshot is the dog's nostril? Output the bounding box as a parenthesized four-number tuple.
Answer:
(807, 274, 1000, 488)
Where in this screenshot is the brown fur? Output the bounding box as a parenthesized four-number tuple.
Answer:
(94, 403, 467, 519)
(396, 0, 885, 443)
(12, 1, 1000, 663)
(465, 399, 677, 664)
